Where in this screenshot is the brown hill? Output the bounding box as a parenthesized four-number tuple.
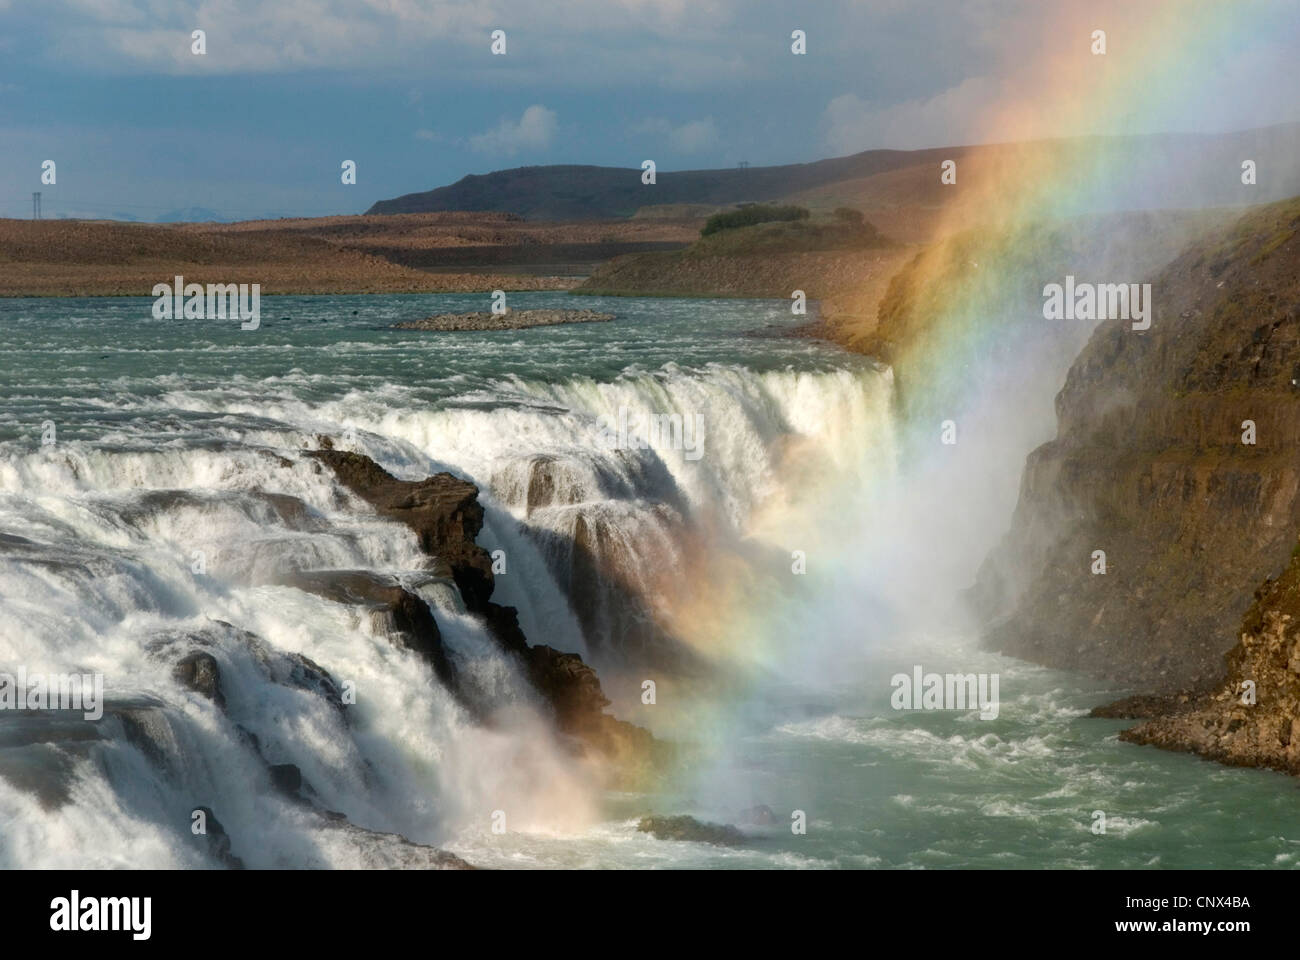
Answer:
(576, 215, 901, 294)
(366, 150, 962, 219)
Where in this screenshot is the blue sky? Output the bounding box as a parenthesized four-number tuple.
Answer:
(1, 0, 1297, 221)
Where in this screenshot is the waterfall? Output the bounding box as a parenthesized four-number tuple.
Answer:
(0, 358, 896, 867)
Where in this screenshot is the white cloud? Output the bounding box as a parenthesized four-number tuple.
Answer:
(33, 0, 743, 77)
(823, 77, 1003, 153)
(631, 116, 719, 154)
(468, 105, 557, 155)
(669, 118, 718, 154)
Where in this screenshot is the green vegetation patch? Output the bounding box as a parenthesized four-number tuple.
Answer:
(700, 203, 810, 236)
(687, 216, 885, 257)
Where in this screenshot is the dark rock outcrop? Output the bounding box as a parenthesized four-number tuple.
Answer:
(306, 449, 494, 610)
(1088, 692, 1203, 721)
(307, 449, 666, 780)
(268, 763, 304, 798)
(525, 645, 665, 782)
(526, 645, 609, 725)
(173, 651, 225, 709)
(192, 806, 245, 869)
(637, 815, 746, 846)
(306, 450, 533, 663)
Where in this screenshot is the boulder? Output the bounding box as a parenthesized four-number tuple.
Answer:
(173, 651, 225, 710)
(637, 815, 745, 846)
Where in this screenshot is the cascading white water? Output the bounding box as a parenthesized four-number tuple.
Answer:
(0, 442, 601, 867)
(0, 359, 897, 868)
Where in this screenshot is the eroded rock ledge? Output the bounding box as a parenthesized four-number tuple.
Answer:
(1104, 546, 1300, 773)
(305, 447, 665, 782)
(307, 447, 494, 607)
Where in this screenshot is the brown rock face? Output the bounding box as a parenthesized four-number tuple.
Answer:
(306, 449, 494, 611)
(526, 645, 666, 786)
(636, 815, 746, 846)
(970, 197, 1300, 691)
(307, 449, 665, 779)
(867, 210, 1225, 428)
(306, 448, 538, 659)
(1115, 545, 1300, 772)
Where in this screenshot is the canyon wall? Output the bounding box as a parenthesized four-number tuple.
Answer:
(970, 197, 1300, 692)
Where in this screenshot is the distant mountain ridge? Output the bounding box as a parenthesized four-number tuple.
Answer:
(368, 124, 1300, 223)
(366, 148, 963, 220)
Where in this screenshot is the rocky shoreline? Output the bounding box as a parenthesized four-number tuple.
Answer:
(1096, 545, 1300, 773)
(394, 309, 614, 331)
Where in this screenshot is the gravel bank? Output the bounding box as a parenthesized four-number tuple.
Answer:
(394, 309, 614, 331)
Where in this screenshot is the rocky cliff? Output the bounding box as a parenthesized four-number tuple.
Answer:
(1095, 544, 1300, 772)
(970, 196, 1300, 693)
(862, 209, 1227, 432)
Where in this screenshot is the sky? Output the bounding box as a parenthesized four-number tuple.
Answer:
(1, 0, 1297, 221)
